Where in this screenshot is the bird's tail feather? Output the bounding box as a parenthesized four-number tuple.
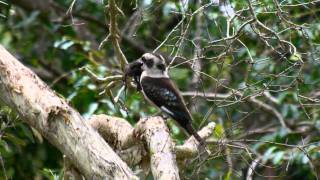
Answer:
(185, 123, 205, 145)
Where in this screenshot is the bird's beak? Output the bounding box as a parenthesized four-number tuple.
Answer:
(132, 58, 143, 67)
(136, 58, 143, 65)
(125, 59, 143, 77)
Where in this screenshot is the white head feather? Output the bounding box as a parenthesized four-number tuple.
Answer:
(140, 53, 169, 78)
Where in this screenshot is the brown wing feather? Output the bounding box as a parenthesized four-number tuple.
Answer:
(141, 76, 205, 144)
(141, 77, 191, 126)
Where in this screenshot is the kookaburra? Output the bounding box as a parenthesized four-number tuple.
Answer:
(126, 53, 204, 144)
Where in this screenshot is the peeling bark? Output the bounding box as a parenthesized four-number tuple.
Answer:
(0, 45, 137, 180)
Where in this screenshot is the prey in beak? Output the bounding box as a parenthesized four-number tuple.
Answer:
(124, 60, 143, 91)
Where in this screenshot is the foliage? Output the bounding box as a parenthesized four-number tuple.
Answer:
(0, 0, 320, 179)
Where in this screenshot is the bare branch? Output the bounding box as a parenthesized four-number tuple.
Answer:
(100, 0, 128, 71)
(246, 156, 262, 180)
(182, 91, 291, 130)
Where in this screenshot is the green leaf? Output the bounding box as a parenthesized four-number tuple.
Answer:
(302, 154, 309, 164)
(289, 53, 302, 62)
(272, 151, 285, 164)
(262, 146, 277, 163)
(3, 133, 26, 146)
(214, 124, 225, 138)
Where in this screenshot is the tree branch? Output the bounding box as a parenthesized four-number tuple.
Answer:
(0, 45, 137, 179)
(88, 114, 216, 158)
(100, 0, 128, 71)
(89, 115, 145, 167)
(88, 115, 216, 179)
(134, 116, 180, 180)
(182, 91, 291, 131)
(175, 122, 215, 159)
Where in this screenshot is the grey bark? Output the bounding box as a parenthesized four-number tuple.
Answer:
(0, 45, 138, 180)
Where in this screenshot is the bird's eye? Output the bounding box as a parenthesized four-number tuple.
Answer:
(146, 59, 154, 68)
(157, 64, 165, 71)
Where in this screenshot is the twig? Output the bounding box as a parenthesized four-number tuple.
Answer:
(100, 0, 128, 71)
(190, 0, 204, 90)
(79, 67, 123, 83)
(248, 96, 291, 131)
(247, 0, 298, 58)
(208, 19, 255, 45)
(182, 90, 291, 130)
(246, 156, 262, 180)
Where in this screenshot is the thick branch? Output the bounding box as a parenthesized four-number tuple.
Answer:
(135, 116, 180, 180)
(0, 45, 137, 179)
(89, 114, 145, 166)
(88, 115, 216, 179)
(63, 156, 84, 180)
(88, 114, 215, 160)
(89, 114, 137, 149)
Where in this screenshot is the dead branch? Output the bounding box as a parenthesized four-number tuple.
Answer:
(190, 0, 204, 90)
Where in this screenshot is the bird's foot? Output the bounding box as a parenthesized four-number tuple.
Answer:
(161, 114, 169, 121)
(152, 111, 169, 121)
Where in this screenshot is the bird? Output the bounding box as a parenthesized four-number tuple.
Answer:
(131, 53, 205, 145)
